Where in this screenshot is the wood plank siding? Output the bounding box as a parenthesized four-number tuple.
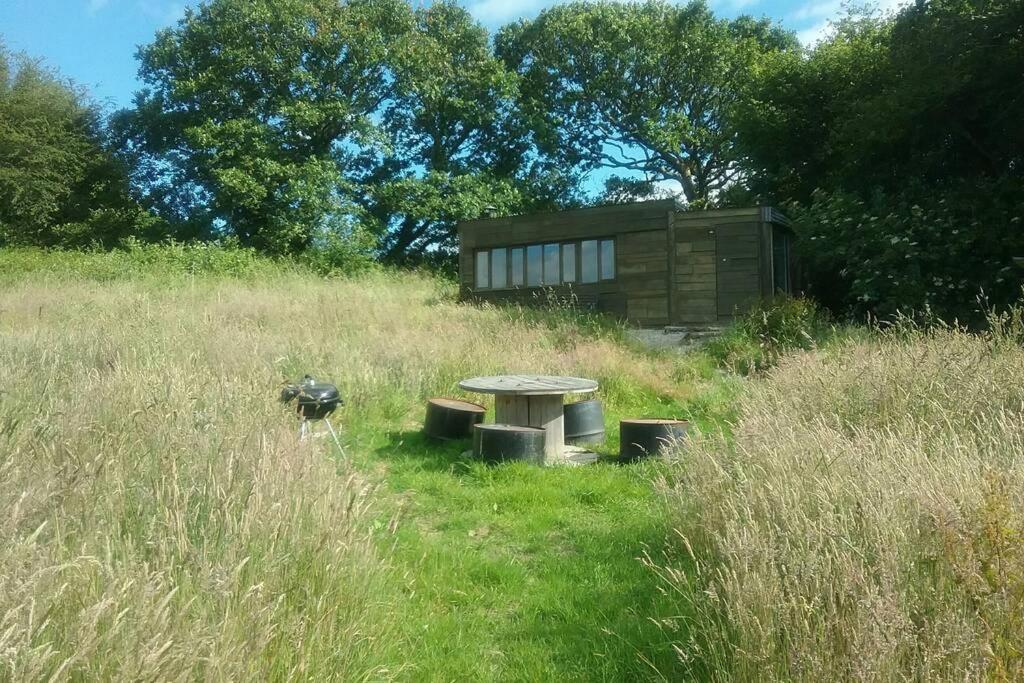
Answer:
(459, 201, 791, 327)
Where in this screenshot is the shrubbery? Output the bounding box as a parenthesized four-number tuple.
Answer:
(0, 241, 289, 282)
(789, 181, 1023, 323)
(705, 296, 831, 374)
(0, 47, 155, 249)
(735, 0, 1023, 322)
(0, 238, 382, 283)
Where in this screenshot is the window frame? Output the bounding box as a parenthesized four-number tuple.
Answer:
(473, 237, 616, 291)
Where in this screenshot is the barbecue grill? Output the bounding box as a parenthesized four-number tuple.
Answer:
(281, 377, 342, 420)
(280, 375, 345, 453)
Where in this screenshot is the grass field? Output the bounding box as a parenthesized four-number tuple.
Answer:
(3, 248, 1021, 681)
(0, 254, 738, 680)
(656, 312, 1024, 680)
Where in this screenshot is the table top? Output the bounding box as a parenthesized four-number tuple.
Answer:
(459, 374, 598, 396)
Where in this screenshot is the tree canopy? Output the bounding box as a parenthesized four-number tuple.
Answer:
(127, 0, 412, 254)
(356, 1, 528, 262)
(734, 0, 1024, 319)
(0, 44, 151, 248)
(3, 0, 1021, 321)
(497, 0, 797, 206)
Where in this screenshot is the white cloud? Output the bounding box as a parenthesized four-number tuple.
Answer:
(88, 0, 112, 13)
(796, 19, 832, 45)
(875, 0, 911, 13)
(791, 0, 842, 22)
(655, 178, 684, 199)
(712, 0, 763, 11)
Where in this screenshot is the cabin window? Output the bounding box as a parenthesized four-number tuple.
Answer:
(526, 245, 543, 286)
(772, 229, 791, 293)
(491, 248, 508, 289)
(542, 244, 560, 285)
(475, 251, 489, 289)
(561, 244, 576, 283)
(474, 238, 616, 289)
(510, 248, 524, 286)
(581, 240, 599, 283)
(600, 239, 615, 280)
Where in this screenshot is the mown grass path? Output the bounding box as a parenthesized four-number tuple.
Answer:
(351, 426, 687, 681)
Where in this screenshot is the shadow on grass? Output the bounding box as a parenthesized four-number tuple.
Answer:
(371, 429, 477, 473)
(372, 429, 630, 473)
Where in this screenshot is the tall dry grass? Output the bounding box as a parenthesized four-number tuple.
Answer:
(655, 315, 1024, 680)
(0, 279, 402, 680)
(0, 267, 710, 680)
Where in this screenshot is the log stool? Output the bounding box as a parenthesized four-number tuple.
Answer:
(619, 419, 688, 461)
(473, 424, 545, 464)
(423, 398, 486, 440)
(563, 399, 606, 446)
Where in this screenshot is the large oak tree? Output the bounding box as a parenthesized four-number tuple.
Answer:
(128, 0, 412, 253)
(496, 0, 796, 205)
(356, 1, 526, 262)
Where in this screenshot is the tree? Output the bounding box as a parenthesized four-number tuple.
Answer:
(734, 0, 1024, 320)
(128, 0, 413, 254)
(0, 44, 153, 248)
(496, 0, 797, 205)
(354, 1, 529, 262)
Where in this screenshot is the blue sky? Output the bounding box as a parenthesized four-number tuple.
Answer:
(1, 0, 902, 113)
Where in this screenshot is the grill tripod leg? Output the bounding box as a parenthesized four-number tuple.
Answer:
(324, 418, 346, 458)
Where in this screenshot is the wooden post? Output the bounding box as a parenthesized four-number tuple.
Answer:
(526, 394, 565, 462)
(666, 208, 676, 325)
(495, 394, 530, 424)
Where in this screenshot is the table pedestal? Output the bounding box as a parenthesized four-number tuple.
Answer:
(495, 394, 565, 461)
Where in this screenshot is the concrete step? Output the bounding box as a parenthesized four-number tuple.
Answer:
(662, 326, 725, 341)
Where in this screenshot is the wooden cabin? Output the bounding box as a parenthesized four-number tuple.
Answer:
(457, 199, 794, 327)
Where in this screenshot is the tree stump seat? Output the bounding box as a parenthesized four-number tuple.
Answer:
(563, 399, 606, 445)
(619, 418, 688, 461)
(473, 424, 545, 464)
(423, 397, 486, 440)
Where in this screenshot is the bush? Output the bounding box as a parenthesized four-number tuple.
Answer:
(704, 296, 828, 374)
(0, 240, 300, 283)
(299, 227, 379, 277)
(789, 181, 1024, 325)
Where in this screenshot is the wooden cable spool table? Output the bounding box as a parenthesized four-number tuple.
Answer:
(458, 374, 598, 463)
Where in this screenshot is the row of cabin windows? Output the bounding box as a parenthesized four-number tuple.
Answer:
(474, 239, 615, 290)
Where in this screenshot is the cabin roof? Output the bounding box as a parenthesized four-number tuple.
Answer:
(459, 200, 788, 236)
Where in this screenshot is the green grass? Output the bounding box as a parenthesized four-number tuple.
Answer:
(0, 251, 740, 680)
(373, 444, 679, 679)
(344, 388, 729, 680)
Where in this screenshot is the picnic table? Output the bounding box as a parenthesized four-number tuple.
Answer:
(458, 374, 598, 462)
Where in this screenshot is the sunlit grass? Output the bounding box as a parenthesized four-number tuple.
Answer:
(655, 316, 1024, 680)
(0, 254, 733, 680)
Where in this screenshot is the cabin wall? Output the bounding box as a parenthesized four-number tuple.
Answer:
(459, 202, 791, 328)
(459, 200, 674, 327)
(671, 209, 765, 325)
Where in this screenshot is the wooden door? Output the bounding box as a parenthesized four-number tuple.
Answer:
(715, 223, 761, 319)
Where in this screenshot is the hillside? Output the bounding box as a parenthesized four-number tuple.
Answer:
(0, 257, 736, 680)
(2, 252, 1022, 680)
